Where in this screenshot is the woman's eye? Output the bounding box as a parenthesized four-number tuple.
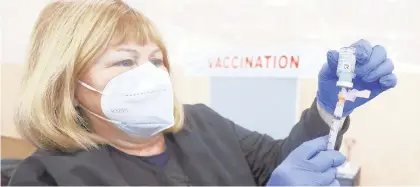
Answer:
(115, 59, 135, 67)
(150, 58, 163, 66)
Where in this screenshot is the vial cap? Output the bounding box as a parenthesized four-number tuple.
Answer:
(337, 81, 354, 88)
(337, 73, 354, 88)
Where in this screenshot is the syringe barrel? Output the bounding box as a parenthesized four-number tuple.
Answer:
(336, 47, 356, 88)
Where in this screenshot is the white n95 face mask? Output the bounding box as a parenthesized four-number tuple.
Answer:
(78, 62, 175, 137)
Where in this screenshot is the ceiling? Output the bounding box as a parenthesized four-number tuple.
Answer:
(129, 0, 420, 66)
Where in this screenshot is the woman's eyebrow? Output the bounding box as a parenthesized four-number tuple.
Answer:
(116, 48, 138, 54)
(113, 48, 140, 60)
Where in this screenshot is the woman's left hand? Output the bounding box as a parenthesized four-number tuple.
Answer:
(317, 39, 398, 116)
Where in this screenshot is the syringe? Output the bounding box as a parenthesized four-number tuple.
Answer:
(327, 88, 348, 150)
(327, 87, 371, 150)
(327, 47, 357, 150)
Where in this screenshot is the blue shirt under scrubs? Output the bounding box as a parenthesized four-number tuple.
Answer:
(139, 151, 169, 168)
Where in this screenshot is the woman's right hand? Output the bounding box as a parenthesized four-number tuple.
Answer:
(266, 136, 346, 186)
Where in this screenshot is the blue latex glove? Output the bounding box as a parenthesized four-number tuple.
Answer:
(266, 136, 346, 186)
(317, 39, 398, 116)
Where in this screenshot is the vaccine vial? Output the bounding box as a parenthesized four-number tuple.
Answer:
(336, 47, 356, 88)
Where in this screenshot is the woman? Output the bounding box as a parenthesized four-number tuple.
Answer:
(9, 0, 397, 186)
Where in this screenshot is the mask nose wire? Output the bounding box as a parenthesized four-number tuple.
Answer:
(78, 80, 104, 95)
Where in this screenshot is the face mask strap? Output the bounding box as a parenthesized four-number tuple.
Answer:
(78, 80, 103, 95)
(77, 104, 123, 125)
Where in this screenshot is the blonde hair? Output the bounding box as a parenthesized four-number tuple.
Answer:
(15, 0, 184, 151)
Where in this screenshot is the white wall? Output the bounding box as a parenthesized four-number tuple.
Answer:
(0, 0, 51, 64)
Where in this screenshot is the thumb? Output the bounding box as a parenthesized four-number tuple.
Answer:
(327, 50, 339, 73)
(293, 135, 329, 160)
(319, 51, 339, 80)
(308, 150, 346, 172)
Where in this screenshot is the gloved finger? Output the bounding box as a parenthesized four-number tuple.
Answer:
(350, 39, 373, 65)
(326, 50, 339, 73)
(328, 179, 341, 186)
(319, 167, 337, 185)
(355, 45, 387, 77)
(363, 58, 394, 82)
(379, 73, 397, 90)
(309, 150, 346, 172)
(294, 135, 328, 160)
(318, 63, 337, 81)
